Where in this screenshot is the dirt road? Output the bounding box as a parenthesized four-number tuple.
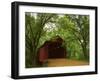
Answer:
(47, 58, 89, 67)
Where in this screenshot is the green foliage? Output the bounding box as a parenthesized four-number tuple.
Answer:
(25, 13, 89, 68)
(25, 13, 57, 67)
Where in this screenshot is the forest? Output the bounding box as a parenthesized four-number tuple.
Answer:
(25, 12, 89, 68)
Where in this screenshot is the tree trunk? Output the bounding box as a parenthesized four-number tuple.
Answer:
(32, 47, 37, 67)
(81, 44, 88, 60)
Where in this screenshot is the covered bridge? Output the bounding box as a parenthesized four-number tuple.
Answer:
(37, 36, 66, 65)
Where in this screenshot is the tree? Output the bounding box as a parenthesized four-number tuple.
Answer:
(25, 13, 56, 67)
(65, 15, 89, 60)
(54, 14, 89, 60)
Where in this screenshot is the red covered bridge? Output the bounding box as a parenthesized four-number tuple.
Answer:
(37, 36, 66, 65)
